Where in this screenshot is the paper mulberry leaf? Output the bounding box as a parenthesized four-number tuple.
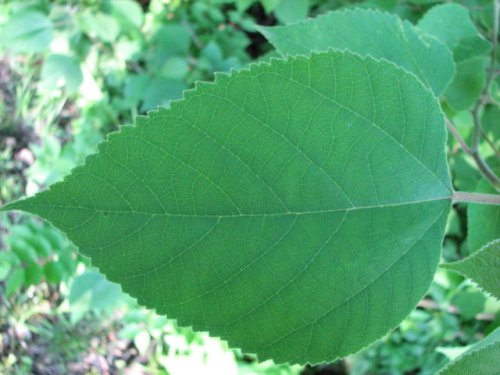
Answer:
(1, 50, 453, 364)
(257, 8, 454, 96)
(443, 239, 500, 300)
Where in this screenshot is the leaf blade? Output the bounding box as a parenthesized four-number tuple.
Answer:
(2, 50, 452, 364)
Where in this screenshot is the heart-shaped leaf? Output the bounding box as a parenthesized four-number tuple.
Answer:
(1, 50, 452, 364)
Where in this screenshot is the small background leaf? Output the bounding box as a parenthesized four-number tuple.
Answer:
(467, 180, 500, 254)
(417, 3, 491, 110)
(437, 327, 500, 375)
(257, 8, 454, 95)
(443, 240, 500, 300)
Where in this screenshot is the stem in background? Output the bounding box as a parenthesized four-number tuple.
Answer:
(446, 119, 471, 154)
(452, 191, 500, 205)
(474, 0, 499, 148)
(447, 1, 500, 191)
(479, 123, 499, 156)
(446, 119, 500, 189)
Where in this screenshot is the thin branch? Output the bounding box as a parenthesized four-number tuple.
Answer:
(464, 0, 500, 190)
(452, 191, 500, 205)
(446, 118, 500, 188)
(479, 122, 500, 156)
(446, 119, 471, 154)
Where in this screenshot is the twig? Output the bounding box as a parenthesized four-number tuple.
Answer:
(452, 191, 500, 205)
(464, 0, 500, 190)
(446, 118, 500, 188)
(478, 123, 499, 157)
(446, 119, 471, 154)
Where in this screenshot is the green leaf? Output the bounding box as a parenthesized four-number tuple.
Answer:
(11, 240, 38, 264)
(417, 3, 491, 62)
(274, 0, 310, 23)
(140, 78, 186, 112)
(1, 50, 452, 364)
(40, 54, 83, 95)
(417, 3, 490, 110)
(443, 240, 500, 300)
(24, 261, 44, 286)
(44, 261, 65, 284)
(443, 57, 488, 111)
(6, 268, 25, 297)
(69, 270, 122, 310)
(437, 327, 500, 375)
(450, 289, 486, 319)
(1, 10, 53, 54)
(468, 181, 500, 254)
(110, 0, 144, 30)
(261, 0, 283, 13)
(257, 8, 454, 96)
(77, 10, 120, 43)
(0, 254, 13, 280)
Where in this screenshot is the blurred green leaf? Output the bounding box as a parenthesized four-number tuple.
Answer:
(443, 57, 488, 110)
(44, 261, 65, 284)
(69, 270, 122, 322)
(40, 54, 84, 95)
(11, 240, 38, 264)
(450, 289, 486, 320)
(0, 254, 12, 280)
(6, 268, 25, 296)
(468, 180, 500, 253)
(78, 10, 120, 43)
(161, 57, 189, 79)
(24, 261, 43, 286)
(274, 0, 310, 23)
(110, 0, 144, 30)
(261, 0, 283, 13)
(24, 235, 52, 258)
(140, 77, 186, 112)
(1, 10, 53, 53)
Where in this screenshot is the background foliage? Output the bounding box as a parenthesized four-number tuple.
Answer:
(0, 0, 498, 374)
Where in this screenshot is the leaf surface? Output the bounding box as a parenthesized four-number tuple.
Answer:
(468, 180, 500, 254)
(257, 8, 454, 96)
(437, 327, 500, 375)
(1, 50, 452, 364)
(417, 3, 490, 62)
(417, 3, 491, 110)
(443, 239, 500, 300)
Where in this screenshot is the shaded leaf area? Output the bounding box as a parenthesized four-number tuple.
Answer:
(257, 8, 454, 96)
(443, 239, 500, 300)
(437, 327, 500, 375)
(2, 50, 452, 364)
(417, 3, 491, 110)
